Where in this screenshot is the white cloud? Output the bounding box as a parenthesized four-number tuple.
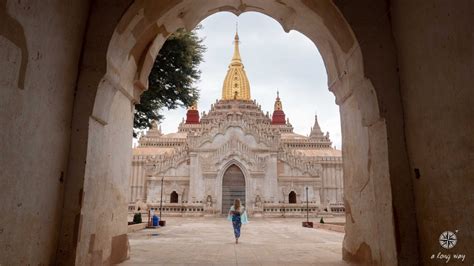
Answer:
(158, 12, 342, 149)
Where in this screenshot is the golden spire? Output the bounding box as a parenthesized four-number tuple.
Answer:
(221, 24, 251, 100)
(188, 101, 198, 110)
(274, 90, 283, 110)
(231, 23, 241, 64)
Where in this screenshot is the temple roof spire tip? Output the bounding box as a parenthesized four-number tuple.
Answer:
(271, 89, 285, 124)
(221, 24, 250, 100)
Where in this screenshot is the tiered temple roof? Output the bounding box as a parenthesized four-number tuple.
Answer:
(135, 29, 340, 158)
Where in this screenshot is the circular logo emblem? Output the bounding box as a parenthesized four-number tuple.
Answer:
(439, 231, 457, 249)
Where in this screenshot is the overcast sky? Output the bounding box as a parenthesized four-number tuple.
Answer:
(159, 12, 341, 148)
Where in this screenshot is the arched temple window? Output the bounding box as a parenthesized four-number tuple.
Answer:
(289, 191, 297, 204)
(170, 191, 178, 203)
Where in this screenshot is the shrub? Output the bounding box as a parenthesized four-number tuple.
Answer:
(133, 212, 142, 224)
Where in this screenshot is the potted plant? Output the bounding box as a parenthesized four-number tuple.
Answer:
(133, 212, 142, 224)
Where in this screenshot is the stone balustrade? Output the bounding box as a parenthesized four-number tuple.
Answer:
(128, 202, 340, 218)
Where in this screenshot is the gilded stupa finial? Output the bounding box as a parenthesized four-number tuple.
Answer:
(221, 23, 251, 100)
(271, 90, 286, 124)
(274, 90, 283, 111)
(188, 99, 198, 110)
(231, 22, 241, 64)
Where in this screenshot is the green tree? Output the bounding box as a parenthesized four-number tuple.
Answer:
(134, 27, 205, 136)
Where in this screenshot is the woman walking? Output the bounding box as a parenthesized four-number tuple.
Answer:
(227, 198, 248, 244)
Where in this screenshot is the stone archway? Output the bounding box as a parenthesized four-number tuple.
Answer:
(221, 165, 246, 214)
(215, 158, 251, 215)
(58, 1, 418, 265)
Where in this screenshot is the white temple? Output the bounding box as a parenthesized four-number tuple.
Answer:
(129, 31, 344, 217)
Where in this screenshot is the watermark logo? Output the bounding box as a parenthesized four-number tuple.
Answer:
(439, 230, 458, 249)
(430, 229, 466, 263)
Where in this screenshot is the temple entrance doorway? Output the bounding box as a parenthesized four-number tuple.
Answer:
(221, 165, 246, 214)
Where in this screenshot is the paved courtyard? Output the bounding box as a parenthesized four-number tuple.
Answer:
(120, 217, 346, 265)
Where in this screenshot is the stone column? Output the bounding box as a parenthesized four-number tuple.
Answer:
(265, 153, 279, 202)
(188, 152, 198, 202)
(321, 164, 327, 206)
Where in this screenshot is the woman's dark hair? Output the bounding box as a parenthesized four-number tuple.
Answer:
(234, 198, 241, 211)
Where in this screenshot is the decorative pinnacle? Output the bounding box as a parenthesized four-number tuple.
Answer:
(221, 24, 250, 100)
(274, 90, 283, 111)
(232, 22, 241, 63)
(234, 21, 240, 42)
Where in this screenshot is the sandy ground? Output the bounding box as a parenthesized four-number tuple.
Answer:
(120, 217, 346, 265)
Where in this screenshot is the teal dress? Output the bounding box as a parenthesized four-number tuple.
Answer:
(227, 205, 248, 238)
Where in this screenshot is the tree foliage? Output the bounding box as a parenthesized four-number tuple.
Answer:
(133, 27, 205, 136)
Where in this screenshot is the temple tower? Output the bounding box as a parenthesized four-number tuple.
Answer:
(310, 114, 324, 138)
(221, 29, 251, 100)
(271, 91, 286, 125)
(185, 102, 200, 124)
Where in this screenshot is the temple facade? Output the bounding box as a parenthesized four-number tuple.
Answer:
(129, 32, 344, 217)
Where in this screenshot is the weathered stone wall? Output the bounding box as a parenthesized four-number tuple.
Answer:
(391, 0, 474, 264)
(340, 94, 398, 264)
(74, 89, 133, 265)
(334, 1, 419, 263)
(0, 1, 89, 264)
(55, 1, 134, 264)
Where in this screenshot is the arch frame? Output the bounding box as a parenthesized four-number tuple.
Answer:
(57, 1, 419, 265)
